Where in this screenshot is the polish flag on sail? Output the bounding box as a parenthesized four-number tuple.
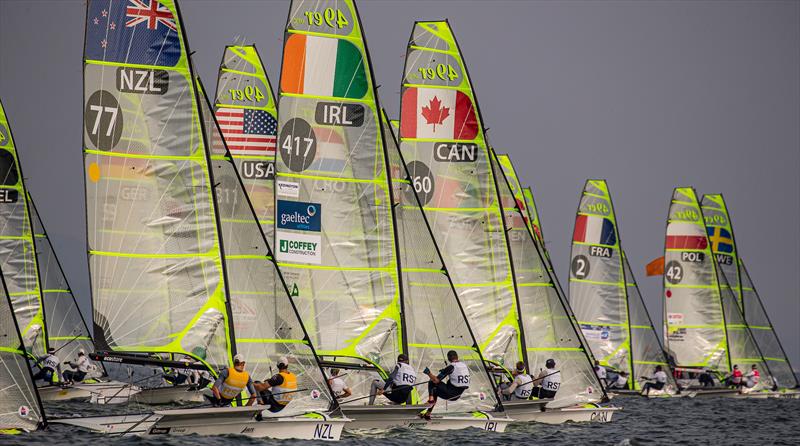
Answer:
(666, 222, 708, 250)
(400, 87, 478, 140)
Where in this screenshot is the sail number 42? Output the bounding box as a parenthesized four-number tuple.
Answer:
(304, 9, 348, 28)
(418, 64, 459, 81)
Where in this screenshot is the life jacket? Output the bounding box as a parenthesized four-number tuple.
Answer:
(541, 368, 561, 392)
(272, 371, 297, 404)
(447, 361, 470, 388)
(392, 362, 417, 387)
(513, 374, 534, 399)
(732, 369, 743, 384)
(750, 370, 760, 383)
(218, 367, 250, 400)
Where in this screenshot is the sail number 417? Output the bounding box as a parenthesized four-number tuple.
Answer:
(304, 9, 348, 28)
(418, 64, 459, 81)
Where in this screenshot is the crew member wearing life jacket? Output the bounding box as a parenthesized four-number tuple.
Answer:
(608, 370, 629, 389)
(726, 364, 743, 388)
(744, 365, 760, 388)
(208, 354, 257, 406)
(32, 347, 61, 385)
(420, 350, 470, 419)
(63, 349, 91, 384)
(328, 368, 352, 400)
(369, 353, 417, 405)
(499, 361, 534, 400)
(641, 365, 669, 395)
(254, 357, 298, 413)
(532, 359, 561, 399)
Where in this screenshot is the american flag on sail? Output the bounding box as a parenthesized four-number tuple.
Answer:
(215, 108, 277, 156)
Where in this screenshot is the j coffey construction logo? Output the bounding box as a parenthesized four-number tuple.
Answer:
(276, 231, 322, 265)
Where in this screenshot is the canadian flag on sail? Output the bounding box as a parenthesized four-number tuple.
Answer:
(401, 87, 478, 140)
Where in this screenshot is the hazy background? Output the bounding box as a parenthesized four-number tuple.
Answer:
(1, 0, 798, 367)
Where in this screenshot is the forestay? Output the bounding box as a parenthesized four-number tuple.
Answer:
(399, 20, 523, 371)
(663, 188, 771, 385)
(214, 45, 278, 240)
(29, 195, 96, 368)
(276, 0, 403, 396)
(492, 153, 604, 408)
(84, 0, 233, 373)
(702, 194, 796, 389)
(0, 100, 46, 358)
(0, 271, 45, 431)
(384, 111, 498, 413)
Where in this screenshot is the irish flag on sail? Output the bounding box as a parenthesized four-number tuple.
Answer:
(666, 222, 708, 250)
(280, 33, 367, 99)
(400, 87, 478, 140)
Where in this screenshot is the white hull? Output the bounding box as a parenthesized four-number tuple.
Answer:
(51, 406, 347, 441)
(525, 405, 620, 424)
(38, 381, 139, 404)
(342, 405, 509, 432)
(497, 399, 551, 422)
(131, 385, 205, 405)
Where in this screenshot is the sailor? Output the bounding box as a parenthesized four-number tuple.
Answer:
(369, 353, 416, 405)
(594, 360, 608, 388)
(62, 349, 91, 384)
(207, 354, 258, 407)
(498, 361, 534, 400)
(328, 368, 352, 399)
(420, 350, 470, 419)
(532, 359, 561, 399)
(32, 347, 61, 385)
(743, 365, 760, 388)
(608, 371, 629, 389)
(726, 364, 743, 388)
(698, 369, 715, 387)
(254, 357, 298, 413)
(640, 365, 668, 395)
(163, 366, 191, 386)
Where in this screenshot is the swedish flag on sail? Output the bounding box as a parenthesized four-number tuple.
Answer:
(707, 226, 733, 253)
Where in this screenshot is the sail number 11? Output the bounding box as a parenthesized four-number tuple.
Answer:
(304, 9, 349, 28)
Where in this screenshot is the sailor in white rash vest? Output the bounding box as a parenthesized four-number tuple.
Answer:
(32, 347, 61, 385)
(369, 353, 416, 405)
(532, 359, 561, 399)
(63, 349, 91, 384)
(499, 361, 534, 400)
(328, 368, 352, 399)
(640, 365, 668, 395)
(420, 350, 470, 419)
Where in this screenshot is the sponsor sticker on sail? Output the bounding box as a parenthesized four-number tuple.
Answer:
(276, 231, 321, 265)
(400, 87, 478, 140)
(667, 313, 684, 325)
(276, 180, 300, 198)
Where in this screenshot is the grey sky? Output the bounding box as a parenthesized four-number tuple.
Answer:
(1, 0, 798, 366)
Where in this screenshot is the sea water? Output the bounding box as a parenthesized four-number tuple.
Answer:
(6, 394, 799, 445)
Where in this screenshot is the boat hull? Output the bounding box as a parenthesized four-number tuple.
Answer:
(38, 381, 139, 404)
(51, 407, 347, 441)
(342, 405, 509, 431)
(525, 405, 620, 424)
(131, 385, 205, 405)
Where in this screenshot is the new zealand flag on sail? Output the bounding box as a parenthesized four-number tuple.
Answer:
(85, 0, 181, 67)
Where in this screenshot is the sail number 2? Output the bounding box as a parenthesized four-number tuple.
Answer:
(304, 9, 349, 29)
(418, 64, 459, 81)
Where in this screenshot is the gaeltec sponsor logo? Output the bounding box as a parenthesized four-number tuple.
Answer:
(277, 200, 321, 232)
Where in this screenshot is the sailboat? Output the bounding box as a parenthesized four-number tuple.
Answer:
(701, 194, 799, 397)
(275, 0, 507, 430)
(52, 0, 346, 439)
(490, 153, 618, 422)
(0, 275, 46, 434)
(0, 99, 133, 403)
(567, 180, 680, 397)
(397, 20, 614, 423)
(662, 187, 774, 397)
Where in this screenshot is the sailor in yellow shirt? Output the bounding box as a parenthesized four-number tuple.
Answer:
(254, 357, 298, 413)
(208, 354, 258, 407)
